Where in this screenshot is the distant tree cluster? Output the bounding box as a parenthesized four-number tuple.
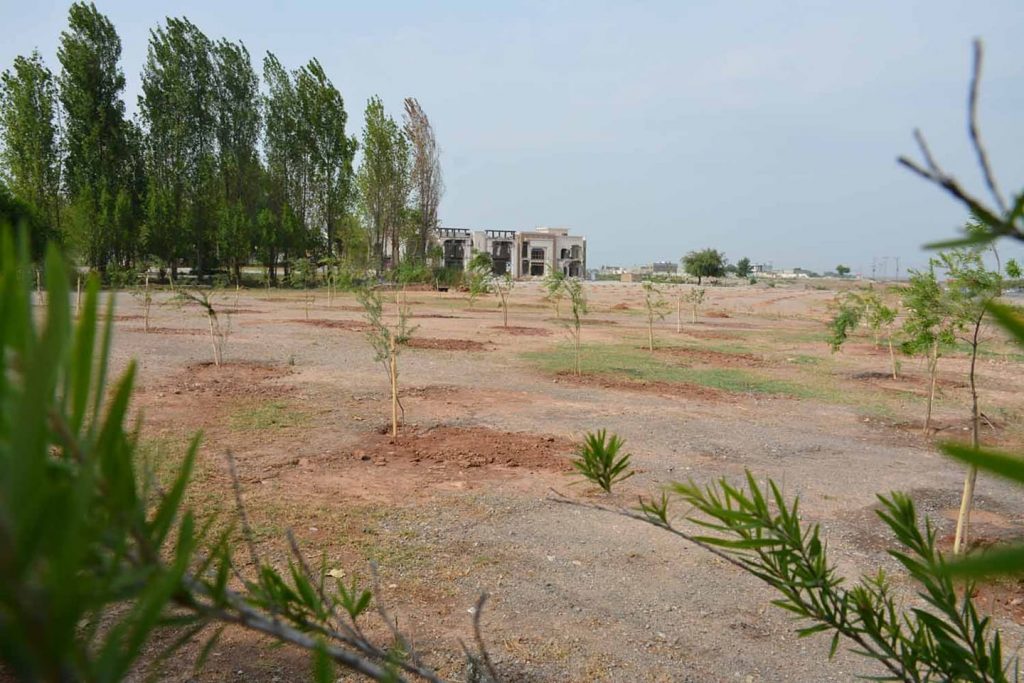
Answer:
(0, 2, 443, 281)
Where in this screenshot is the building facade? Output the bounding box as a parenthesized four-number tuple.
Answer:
(436, 226, 586, 278)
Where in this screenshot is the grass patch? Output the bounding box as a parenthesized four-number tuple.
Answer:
(229, 400, 309, 431)
(523, 343, 816, 397)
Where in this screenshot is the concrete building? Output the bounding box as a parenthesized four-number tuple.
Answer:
(652, 261, 678, 274)
(436, 226, 586, 278)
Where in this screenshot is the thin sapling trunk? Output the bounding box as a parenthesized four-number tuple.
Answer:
(953, 315, 984, 554)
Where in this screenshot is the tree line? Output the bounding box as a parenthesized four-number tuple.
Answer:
(0, 2, 443, 283)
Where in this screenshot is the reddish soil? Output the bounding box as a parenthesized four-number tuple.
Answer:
(293, 318, 368, 332)
(490, 325, 552, 336)
(354, 425, 573, 472)
(553, 371, 733, 402)
(653, 346, 770, 367)
(406, 337, 490, 351)
(125, 326, 205, 336)
(705, 309, 731, 318)
(149, 361, 292, 399)
(611, 303, 631, 310)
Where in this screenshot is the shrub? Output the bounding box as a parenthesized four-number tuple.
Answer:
(572, 430, 633, 493)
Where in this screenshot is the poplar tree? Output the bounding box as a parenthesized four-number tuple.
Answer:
(58, 2, 134, 270)
(0, 51, 63, 244)
(358, 96, 409, 273)
(403, 97, 443, 262)
(294, 59, 357, 259)
(213, 39, 261, 283)
(140, 17, 217, 277)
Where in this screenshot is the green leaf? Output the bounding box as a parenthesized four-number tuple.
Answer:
(940, 443, 1024, 486)
(945, 545, 1024, 578)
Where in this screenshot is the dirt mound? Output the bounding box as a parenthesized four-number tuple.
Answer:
(611, 303, 631, 310)
(294, 318, 368, 332)
(217, 307, 263, 315)
(705, 309, 731, 318)
(682, 328, 742, 340)
(126, 326, 205, 336)
(490, 325, 552, 336)
(654, 346, 769, 367)
(354, 425, 573, 471)
(553, 372, 731, 402)
(160, 361, 292, 398)
(406, 337, 489, 351)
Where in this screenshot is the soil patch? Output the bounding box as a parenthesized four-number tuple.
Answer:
(654, 346, 769, 368)
(611, 303, 631, 310)
(490, 325, 552, 336)
(405, 337, 489, 352)
(353, 425, 573, 471)
(682, 328, 742, 340)
(553, 371, 732, 402)
(706, 309, 731, 318)
(293, 318, 368, 332)
(126, 326, 205, 336)
(114, 314, 143, 321)
(154, 361, 292, 399)
(217, 307, 264, 315)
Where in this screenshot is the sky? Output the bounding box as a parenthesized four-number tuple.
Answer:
(3, 0, 1024, 275)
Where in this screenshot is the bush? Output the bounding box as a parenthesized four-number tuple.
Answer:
(572, 429, 633, 493)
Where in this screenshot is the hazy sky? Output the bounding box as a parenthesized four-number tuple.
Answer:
(3, 1, 1024, 274)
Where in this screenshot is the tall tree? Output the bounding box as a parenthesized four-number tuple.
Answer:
(213, 39, 261, 282)
(294, 59, 356, 260)
(358, 96, 409, 273)
(58, 2, 134, 269)
(262, 52, 301, 283)
(140, 17, 217, 277)
(0, 51, 63, 243)
(682, 248, 727, 284)
(403, 97, 442, 263)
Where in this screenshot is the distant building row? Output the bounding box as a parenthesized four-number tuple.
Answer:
(434, 227, 586, 278)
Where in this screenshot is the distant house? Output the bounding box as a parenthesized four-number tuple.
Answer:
(652, 261, 678, 274)
(434, 226, 586, 278)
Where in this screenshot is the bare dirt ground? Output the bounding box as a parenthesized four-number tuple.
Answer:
(104, 279, 1024, 682)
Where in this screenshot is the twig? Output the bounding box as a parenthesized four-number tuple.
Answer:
(471, 594, 500, 683)
(967, 39, 1007, 214)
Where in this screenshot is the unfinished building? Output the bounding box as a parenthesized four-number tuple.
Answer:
(440, 226, 585, 278)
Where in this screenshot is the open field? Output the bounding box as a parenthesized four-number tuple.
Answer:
(109, 279, 1024, 682)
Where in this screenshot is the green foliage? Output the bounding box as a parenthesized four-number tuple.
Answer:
(642, 281, 670, 350)
(572, 430, 634, 493)
(491, 272, 515, 327)
(631, 473, 1014, 681)
(562, 277, 587, 375)
(0, 181, 50, 260)
(734, 257, 752, 278)
(543, 270, 567, 316)
(900, 267, 955, 356)
(288, 256, 320, 289)
(0, 51, 63, 244)
(0, 235, 202, 680)
(836, 264, 851, 277)
(465, 252, 492, 306)
(827, 295, 862, 352)
(59, 2, 138, 271)
(358, 95, 410, 273)
(681, 248, 727, 284)
(1006, 258, 1021, 280)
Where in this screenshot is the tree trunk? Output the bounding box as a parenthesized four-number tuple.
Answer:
(389, 336, 399, 438)
(502, 297, 508, 327)
(888, 335, 897, 380)
(208, 312, 221, 367)
(924, 338, 938, 434)
(953, 318, 984, 554)
(676, 298, 682, 333)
